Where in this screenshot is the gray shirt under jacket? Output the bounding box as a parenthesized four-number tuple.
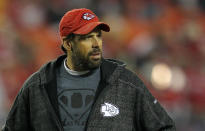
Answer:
(56, 59, 100, 131)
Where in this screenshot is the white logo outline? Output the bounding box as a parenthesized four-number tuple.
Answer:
(100, 102, 119, 117)
(82, 13, 95, 20)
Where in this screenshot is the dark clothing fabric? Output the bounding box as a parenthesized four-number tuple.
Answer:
(2, 55, 176, 131)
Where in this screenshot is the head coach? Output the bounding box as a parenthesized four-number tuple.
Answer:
(2, 8, 176, 131)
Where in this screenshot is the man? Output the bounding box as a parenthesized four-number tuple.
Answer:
(2, 8, 176, 131)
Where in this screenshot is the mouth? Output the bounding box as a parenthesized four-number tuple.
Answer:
(90, 52, 101, 59)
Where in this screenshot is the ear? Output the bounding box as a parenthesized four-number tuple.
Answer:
(62, 40, 72, 52)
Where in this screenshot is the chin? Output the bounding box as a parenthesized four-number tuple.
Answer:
(87, 58, 101, 69)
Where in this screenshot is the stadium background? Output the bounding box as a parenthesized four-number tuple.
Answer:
(0, 0, 205, 130)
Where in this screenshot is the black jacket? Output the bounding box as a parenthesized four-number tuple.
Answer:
(2, 55, 176, 131)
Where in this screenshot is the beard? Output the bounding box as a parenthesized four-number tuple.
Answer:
(71, 48, 102, 71)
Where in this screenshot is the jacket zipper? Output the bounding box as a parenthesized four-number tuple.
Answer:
(86, 83, 110, 130)
(41, 86, 64, 131)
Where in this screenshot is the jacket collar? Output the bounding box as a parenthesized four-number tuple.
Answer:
(100, 58, 126, 84)
(38, 55, 66, 120)
(39, 55, 126, 85)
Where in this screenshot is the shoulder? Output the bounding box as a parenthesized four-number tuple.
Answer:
(22, 55, 66, 89)
(21, 61, 50, 91)
(102, 58, 146, 92)
(117, 66, 146, 92)
(19, 68, 44, 97)
(118, 68, 158, 103)
(22, 71, 41, 90)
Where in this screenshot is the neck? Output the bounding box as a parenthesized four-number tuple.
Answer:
(66, 56, 74, 70)
(64, 59, 89, 75)
(66, 56, 86, 71)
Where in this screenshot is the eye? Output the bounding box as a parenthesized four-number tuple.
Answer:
(97, 32, 102, 38)
(84, 36, 92, 41)
(87, 36, 93, 39)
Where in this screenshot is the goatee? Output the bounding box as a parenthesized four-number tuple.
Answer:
(71, 48, 102, 71)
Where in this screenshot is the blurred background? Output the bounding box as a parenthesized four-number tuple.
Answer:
(0, 0, 205, 130)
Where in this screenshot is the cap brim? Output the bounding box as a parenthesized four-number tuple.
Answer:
(73, 22, 110, 35)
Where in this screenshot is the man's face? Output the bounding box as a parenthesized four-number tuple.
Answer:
(71, 29, 103, 71)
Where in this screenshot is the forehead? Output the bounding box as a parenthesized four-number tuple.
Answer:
(73, 28, 101, 41)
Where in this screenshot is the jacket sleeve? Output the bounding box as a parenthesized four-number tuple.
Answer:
(139, 85, 176, 131)
(2, 86, 30, 131)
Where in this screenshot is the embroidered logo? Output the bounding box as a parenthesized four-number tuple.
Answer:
(101, 102, 119, 117)
(82, 13, 95, 20)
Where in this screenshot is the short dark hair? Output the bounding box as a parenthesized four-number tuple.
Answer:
(61, 33, 75, 54)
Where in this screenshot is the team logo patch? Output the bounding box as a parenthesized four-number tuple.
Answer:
(101, 102, 119, 117)
(82, 13, 95, 20)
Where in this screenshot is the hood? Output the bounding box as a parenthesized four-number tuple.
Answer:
(39, 55, 126, 84)
(104, 58, 126, 67)
(100, 58, 126, 84)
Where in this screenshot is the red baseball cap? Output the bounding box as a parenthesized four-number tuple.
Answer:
(59, 8, 110, 37)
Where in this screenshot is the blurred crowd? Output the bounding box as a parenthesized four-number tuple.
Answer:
(0, 0, 205, 130)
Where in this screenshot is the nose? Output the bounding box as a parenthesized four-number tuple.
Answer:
(92, 36, 100, 48)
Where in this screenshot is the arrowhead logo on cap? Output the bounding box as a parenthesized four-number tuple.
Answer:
(82, 13, 95, 20)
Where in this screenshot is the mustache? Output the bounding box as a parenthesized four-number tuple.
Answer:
(88, 48, 101, 55)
